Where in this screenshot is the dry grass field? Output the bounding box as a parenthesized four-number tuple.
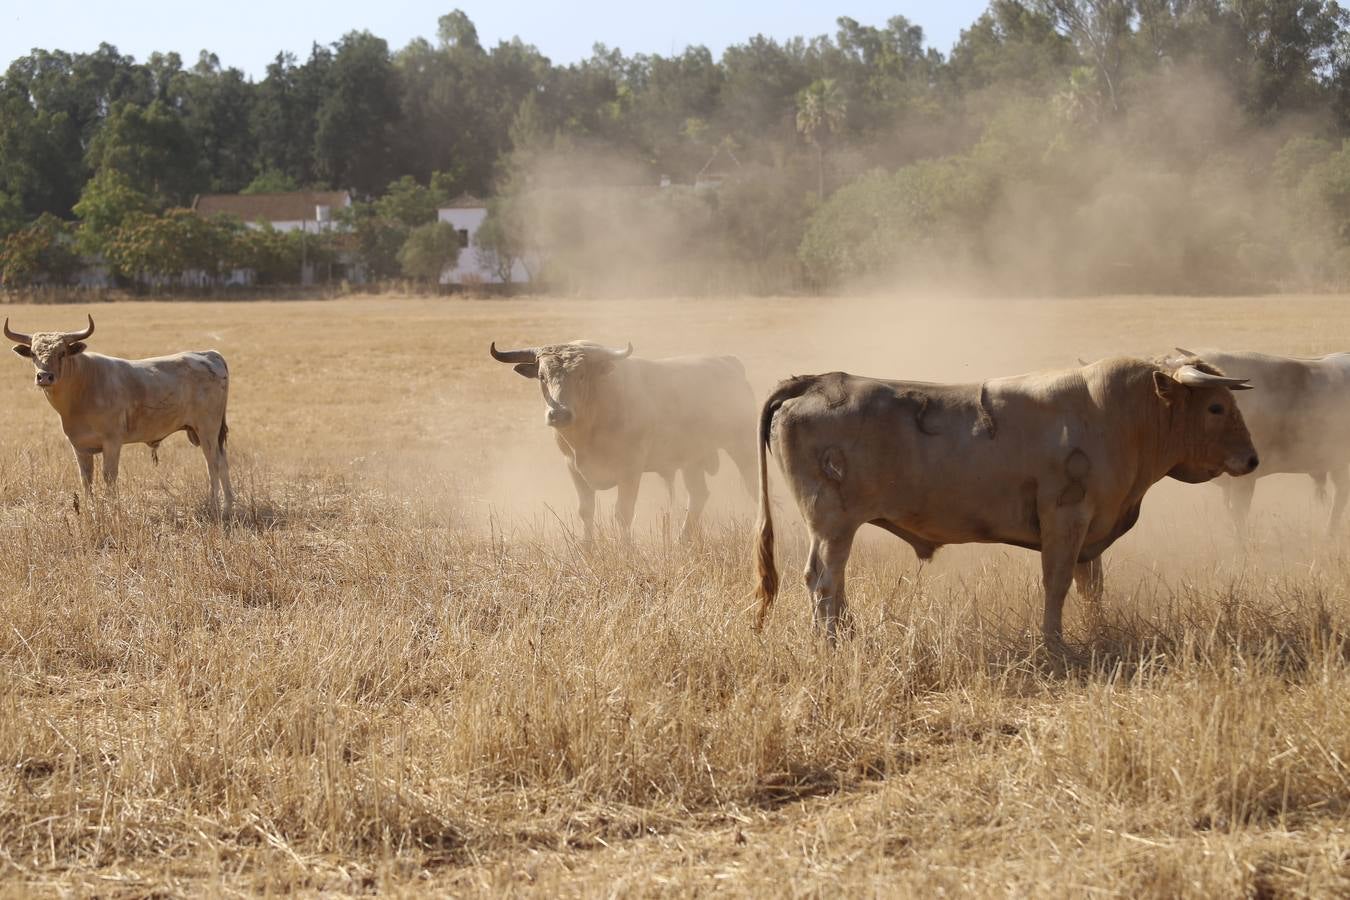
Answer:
(2, 293, 1350, 897)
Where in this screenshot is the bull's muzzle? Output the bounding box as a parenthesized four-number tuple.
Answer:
(1226, 453, 1259, 476)
(546, 407, 574, 428)
(35, 372, 55, 387)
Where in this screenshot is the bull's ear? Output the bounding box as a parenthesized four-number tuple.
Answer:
(1153, 370, 1181, 404)
(592, 360, 616, 376)
(11, 345, 31, 358)
(66, 342, 86, 355)
(512, 362, 538, 378)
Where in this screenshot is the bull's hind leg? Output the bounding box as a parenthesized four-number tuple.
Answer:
(215, 432, 234, 517)
(806, 529, 856, 644)
(197, 426, 227, 516)
(678, 465, 710, 543)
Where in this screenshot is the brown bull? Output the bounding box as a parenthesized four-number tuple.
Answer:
(8, 316, 234, 514)
(491, 340, 756, 542)
(754, 356, 1257, 644)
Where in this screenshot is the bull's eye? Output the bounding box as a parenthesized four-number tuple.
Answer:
(1207, 403, 1224, 415)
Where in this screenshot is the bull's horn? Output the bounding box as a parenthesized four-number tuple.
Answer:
(1174, 364, 1253, 391)
(63, 315, 93, 343)
(3, 319, 31, 346)
(489, 342, 538, 364)
(1174, 346, 1196, 357)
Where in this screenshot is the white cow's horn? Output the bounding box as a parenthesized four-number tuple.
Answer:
(490, 342, 538, 364)
(1174, 364, 1253, 391)
(63, 314, 93, 343)
(3, 319, 31, 346)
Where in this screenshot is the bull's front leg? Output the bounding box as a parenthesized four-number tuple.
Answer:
(615, 473, 641, 542)
(1038, 506, 1092, 650)
(73, 447, 94, 495)
(101, 441, 122, 496)
(567, 463, 596, 543)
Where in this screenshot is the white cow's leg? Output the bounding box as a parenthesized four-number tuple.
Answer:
(678, 465, 709, 543)
(1224, 476, 1256, 541)
(73, 448, 94, 496)
(1327, 467, 1349, 536)
(567, 463, 595, 543)
(1074, 557, 1104, 604)
(615, 474, 640, 542)
(100, 442, 122, 496)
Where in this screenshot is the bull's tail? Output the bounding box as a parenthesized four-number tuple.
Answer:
(754, 377, 816, 631)
(219, 416, 228, 449)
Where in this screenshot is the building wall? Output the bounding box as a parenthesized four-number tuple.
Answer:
(436, 206, 530, 284)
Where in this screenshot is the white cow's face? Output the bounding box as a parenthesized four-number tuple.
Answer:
(532, 347, 614, 429)
(495, 341, 632, 429)
(13, 333, 87, 388)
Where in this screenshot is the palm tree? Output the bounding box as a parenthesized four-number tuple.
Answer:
(796, 79, 847, 201)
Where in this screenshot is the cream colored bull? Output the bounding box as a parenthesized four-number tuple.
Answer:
(7, 316, 234, 514)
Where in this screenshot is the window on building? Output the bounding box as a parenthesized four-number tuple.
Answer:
(458, 228, 470, 248)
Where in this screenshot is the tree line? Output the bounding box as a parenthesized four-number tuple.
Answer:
(5, 2, 1350, 293)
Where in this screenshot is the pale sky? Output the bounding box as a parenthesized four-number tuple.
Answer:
(4, 1, 992, 77)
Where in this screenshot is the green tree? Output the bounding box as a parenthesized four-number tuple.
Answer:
(72, 167, 154, 255)
(0, 213, 80, 286)
(241, 169, 301, 194)
(314, 31, 401, 193)
(796, 79, 848, 200)
(398, 221, 460, 283)
(86, 100, 198, 205)
(336, 201, 406, 279)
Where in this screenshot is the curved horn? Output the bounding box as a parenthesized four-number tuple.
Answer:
(1174, 364, 1253, 391)
(63, 314, 93, 343)
(489, 342, 538, 364)
(3, 318, 31, 346)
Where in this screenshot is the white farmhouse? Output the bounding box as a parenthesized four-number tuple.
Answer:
(436, 194, 530, 285)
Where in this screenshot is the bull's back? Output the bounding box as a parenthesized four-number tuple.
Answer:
(633, 354, 755, 428)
